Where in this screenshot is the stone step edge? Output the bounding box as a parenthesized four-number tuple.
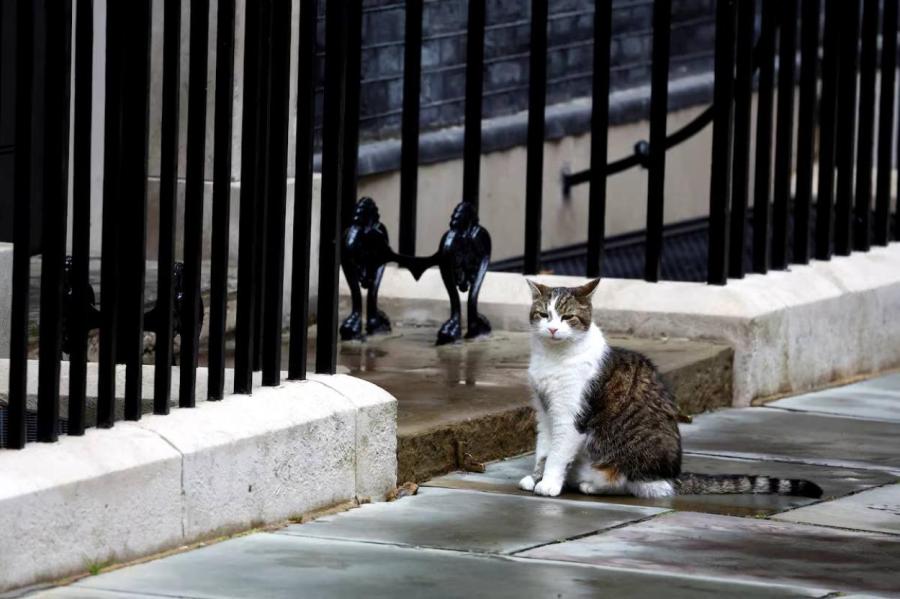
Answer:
(398, 346, 734, 484)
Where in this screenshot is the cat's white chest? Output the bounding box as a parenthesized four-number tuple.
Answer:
(529, 327, 608, 416)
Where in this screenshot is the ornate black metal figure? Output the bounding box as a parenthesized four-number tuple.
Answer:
(340, 197, 492, 345)
(61, 258, 200, 363)
(61, 255, 101, 356)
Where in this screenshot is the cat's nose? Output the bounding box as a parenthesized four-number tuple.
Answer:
(548, 328, 558, 336)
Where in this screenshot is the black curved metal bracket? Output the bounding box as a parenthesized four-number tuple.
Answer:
(340, 197, 492, 345)
(562, 35, 768, 199)
(61, 257, 201, 363)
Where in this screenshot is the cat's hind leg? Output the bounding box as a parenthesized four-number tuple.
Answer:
(573, 463, 627, 496)
(627, 480, 675, 498)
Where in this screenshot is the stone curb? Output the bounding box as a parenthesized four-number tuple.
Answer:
(0, 375, 397, 593)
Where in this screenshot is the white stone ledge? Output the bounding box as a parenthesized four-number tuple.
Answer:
(350, 244, 900, 406)
(0, 375, 397, 593)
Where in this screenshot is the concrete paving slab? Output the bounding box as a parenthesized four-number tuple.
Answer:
(426, 453, 897, 516)
(773, 483, 900, 535)
(277, 486, 666, 554)
(44, 533, 832, 599)
(768, 387, 900, 423)
(681, 408, 900, 473)
(519, 511, 900, 596)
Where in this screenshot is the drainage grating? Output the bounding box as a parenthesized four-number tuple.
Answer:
(0, 407, 69, 448)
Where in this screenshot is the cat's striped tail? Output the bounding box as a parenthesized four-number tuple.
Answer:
(675, 473, 823, 498)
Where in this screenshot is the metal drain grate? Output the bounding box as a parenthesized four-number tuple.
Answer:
(0, 408, 69, 448)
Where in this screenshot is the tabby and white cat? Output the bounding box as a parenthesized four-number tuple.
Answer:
(519, 278, 823, 500)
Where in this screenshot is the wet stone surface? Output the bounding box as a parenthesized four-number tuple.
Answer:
(518, 511, 900, 595)
(34, 534, 831, 599)
(278, 486, 666, 554)
(315, 326, 732, 435)
(426, 453, 897, 517)
(774, 483, 900, 536)
(681, 407, 900, 473)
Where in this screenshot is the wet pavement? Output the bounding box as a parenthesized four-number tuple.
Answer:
(29, 372, 900, 598)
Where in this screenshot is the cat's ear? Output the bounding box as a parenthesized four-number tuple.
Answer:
(526, 279, 548, 301)
(573, 278, 601, 299)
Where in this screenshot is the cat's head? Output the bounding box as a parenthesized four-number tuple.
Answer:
(526, 278, 600, 343)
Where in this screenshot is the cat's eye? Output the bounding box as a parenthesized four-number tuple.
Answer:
(535, 311, 548, 319)
(563, 315, 578, 321)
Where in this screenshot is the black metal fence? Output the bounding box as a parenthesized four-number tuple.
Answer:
(2, 0, 898, 448)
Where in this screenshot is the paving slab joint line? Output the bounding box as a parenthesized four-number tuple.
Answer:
(507, 509, 675, 557)
(138, 426, 188, 539)
(760, 404, 900, 425)
(681, 450, 900, 476)
(502, 552, 840, 597)
(771, 481, 900, 535)
(304, 379, 363, 496)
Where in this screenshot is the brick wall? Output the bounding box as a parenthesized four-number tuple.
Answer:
(313, 0, 717, 145)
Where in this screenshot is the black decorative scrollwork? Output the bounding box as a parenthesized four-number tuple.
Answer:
(340, 197, 492, 345)
(61, 258, 200, 363)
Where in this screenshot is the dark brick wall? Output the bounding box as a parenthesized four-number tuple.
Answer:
(314, 0, 717, 145)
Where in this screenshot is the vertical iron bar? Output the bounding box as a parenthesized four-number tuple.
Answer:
(287, 0, 317, 381)
(462, 0, 485, 210)
(207, 0, 236, 400)
(523, 0, 548, 275)
(234, 0, 264, 393)
(341, 0, 363, 222)
(7, 0, 34, 448)
(834, 0, 860, 256)
(853, 0, 878, 252)
(98, 0, 125, 428)
(261, 0, 293, 386)
(816, 0, 840, 260)
(752, 0, 777, 273)
(37, 0, 73, 441)
(399, 0, 422, 256)
(708, 0, 736, 286)
(875, 0, 898, 245)
(179, 0, 210, 408)
(315, 0, 350, 374)
(121, 0, 152, 421)
(771, 0, 797, 270)
(251, 0, 272, 374)
(154, 0, 182, 414)
(728, 0, 754, 279)
(68, 0, 94, 435)
(793, 0, 819, 265)
(644, 0, 671, 283)
(586, 0, 611, 278)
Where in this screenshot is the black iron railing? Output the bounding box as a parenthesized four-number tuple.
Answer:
(562, 0, 898, 284)
(3, 0, 899, 449)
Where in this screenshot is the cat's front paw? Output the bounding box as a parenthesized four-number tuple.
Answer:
(518, 475, 537, 491)
(534, 478, 563, 497)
